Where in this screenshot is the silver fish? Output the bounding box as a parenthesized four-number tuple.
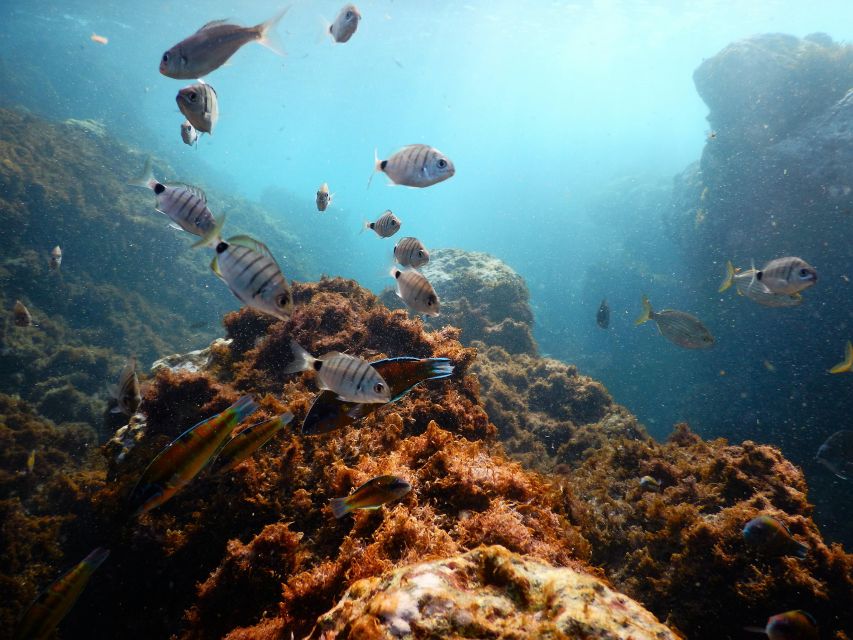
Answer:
(756, 256, 817, 295)
(816, 430, 853, 480)
(12, 300, 35, 327)
(133, 158, 222, 246)
(371, 145, 455, 188)
(363, 210, 401, 238)
(635, 295, 713, 349)
(177, 82, 218, 135)
(112, 357, 142, 416)
(316, 183, 332, 212)
(393, 237, 429, 268)
(284, 340, 391, 404)
(49, 245, 62, 272)
(719, 261, 805, 307)
(180, 120, 199, 146)
(390, 267, 440, 317)
(159, 9, 288, 79)
(211, 235, 293, 321)
(328, 4, 361, 43)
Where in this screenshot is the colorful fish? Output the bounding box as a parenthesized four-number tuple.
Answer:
(129, 396, 258, 515)
(15, 547, 110, 640)
(330, 475, 411, 518)
(745, 610, 818, 640)
(211, 412, 293, 474)
(301, 356, 454, 435)
(743, 515, 809, 559)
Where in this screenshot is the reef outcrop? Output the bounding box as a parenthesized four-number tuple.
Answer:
(313, 544, 678, 640)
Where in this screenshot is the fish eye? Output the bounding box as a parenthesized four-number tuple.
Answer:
(417, 250, 424, 257)
(427, 295, 436, 306)
(373, 382, 385, 393)
(276, 293, 289, 307)
(437, 159, 447, 168)
(188, 91, 198, 102)
(799, 268, 809, 277)
(346, 10, 354, 18)
(162, 53, 169, 63)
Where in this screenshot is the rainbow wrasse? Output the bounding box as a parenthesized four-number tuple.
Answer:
(330, 475, 411, 518)
(129, 396, 258, 515)
(15, 547, 110, 640)
(301, 356, 454, 435)
(211, 412, 293, 474)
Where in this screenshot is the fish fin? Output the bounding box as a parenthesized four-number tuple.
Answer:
(330, 497, 351, 519)
(634, 295, 653, 325)
(743, 626, 766, 635)
(360, 220, 373, 234)
(829, 341, 853, 374)
(197, 19, 230, 32)
(368, 148, 381, 188)
(110, 406, 123, 414)
(130, 155, 158, 190)
(794, 541, 809, 559)
(168, 223, 183, 231)
(192, 214, 225, 249)
(718, 260, 735, 293)
(255, 6, 289, 56)
(284, 340, 314, 374)
(317, 16, 332, 44)
(749, 258, 757, 287)
(210, 255, 223, 279)
(228, 395, 260, 424)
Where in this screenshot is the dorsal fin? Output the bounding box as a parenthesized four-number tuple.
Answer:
(196, 19, 231, 33)
(226, 235, 274, 259)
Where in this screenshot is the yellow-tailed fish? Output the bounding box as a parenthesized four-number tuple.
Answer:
(129, 396, 258, 515)
(330, 475, 411, 518)
(829, 340, 853, 374)
(719, 261, 803, 307)
(15, 547, 110, 640)
(635, 295, 713, 349)
(211, 412, 294, 474)
(755, 256, 817, 295)
(27, 449, 35, 474)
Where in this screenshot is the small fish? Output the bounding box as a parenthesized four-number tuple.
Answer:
(49, 246, 62, 272)
(15, 547, 110, 640)
(132, 157, 223, 246)
(743, 515, 809, 559)
(180, 120, 199, 147)
(596, 298, 610, 329)
(27, 449, 35, 474)
(363, 210, 401, 237)
(393, 237, 429, 268)
(302, 357, 454, 435)
(90, 33, 108, 45)
(639, 476, 660, 491)
(284, 340, 391, 404)
(719, 261, 804, 307)
(745, 610, 818, 640)
(211, 235, 293, 321)
(111, 357, 142, 416)
(328, 3, 361, 43)
(316, 183, 333, 212)
(815, 430, 853, 480)
(176, 82, 219, 135)
(13, 300, 34, 327)
(755, 257, 818, 295)
(829, 340, 853, 374)
(330, 475, 411, 518)
(763, 360, 776, 373)
(130, 396, 258, 515)
(159, 9, 288, 79)
(390, 267, 440, 317)
(634, 296, 713, 349)
(211, 412, 294, 474)
(370, 144, 455, 188)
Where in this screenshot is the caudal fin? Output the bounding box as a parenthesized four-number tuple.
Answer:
(829, 340, 853, 374)
(368, 148, 381, 188)
(191, 214, 226, 249)
(283, 340, 314, 374)
(330, 497, 352, 518)
(793, 540, 810, 559)
(255, 6, 289, 56)
(130, 156, 158, 190)
(718, 260, 735, 293)
(634, 295, 653, 325)
(228, 395, 260, 425)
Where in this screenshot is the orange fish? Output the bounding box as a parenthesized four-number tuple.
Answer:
(15, 547, 110, 640)
(330, 475, 411, 518)
(211, 412, 293, 474)
(90, 33, 108, 45)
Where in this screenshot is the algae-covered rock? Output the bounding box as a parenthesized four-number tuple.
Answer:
(314, 544, 678, 640)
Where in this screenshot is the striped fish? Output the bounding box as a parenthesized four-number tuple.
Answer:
(284, 340, 392, 404)
(180, 120, 198, 146)
(370, 144, 455, 188)
(719, 262, 802, 308)
(393, 237, 429, 268)
(328, 4, 361, 43)
(15, 547, 110, 640)
(211, 412, 293, 474)
(111, 357, 142, 416)
(390, 267, 440, 317)
(133, 157, 223, 247)
(211, 235, 293, 321)
(756, 256, 817, 295)
(316, 182, 332, 212)
(635, 295, 713, 349)
(176, 82, 219, 134)
(330, 475, 411, 518)
(130, 396, 259, 515)
(363, 210, 401, 237)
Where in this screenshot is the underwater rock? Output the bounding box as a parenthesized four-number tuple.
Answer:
(381, 249, 537, 355)
(313, 544, 678, 639)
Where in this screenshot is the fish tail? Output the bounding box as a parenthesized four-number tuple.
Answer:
(130, 156, 158, 190)
(317, 16, 332, 44)
(360, 219, 372, 234)
(743, 626, 767, 635)
(82, 547, 111, 570)
(718, 260, 735, 292)
(283, 340, 314, 374)
(421, 358, 454, 380)
(793, 540, 809, 559)
(192, 213, 226, 249)
(368, 148, 381, 188)
(330, 497, 352, 519)
(227, 395, 260, 425)
(634, 295, 653, 325)
(829, 340, 853, 374)
(255, 6, 289, 56)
